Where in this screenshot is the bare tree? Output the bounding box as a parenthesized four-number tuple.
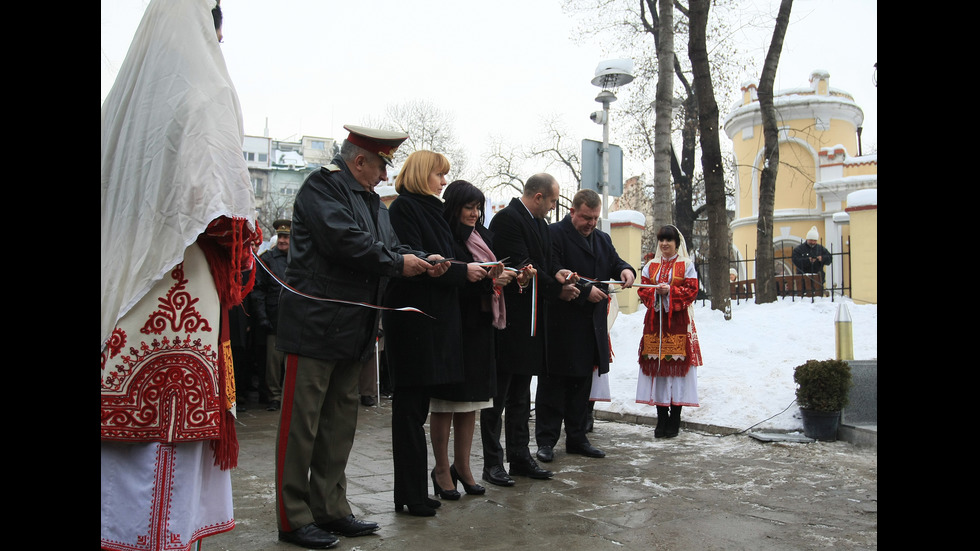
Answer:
(755, 0, 793, 304)
(479, 135, 526, 196)
(669, 75, 699, 244)
(529, 117, 582, 215)
(529, 118, 582, 188)
(375, 100, 470, 179)
(256, 194, 295, 242)
(688, 0, 731, 318)
(478, 118, 583, 219)
(642, 0, 675, 230)
(567, 0, 744, 256)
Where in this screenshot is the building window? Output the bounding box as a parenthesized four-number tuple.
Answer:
(312, 140, 325, 150)
(244, 152, 255, 161)
(258, 153, 268, 162)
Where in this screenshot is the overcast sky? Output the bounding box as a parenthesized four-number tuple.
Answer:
(101, 0, 877, 187)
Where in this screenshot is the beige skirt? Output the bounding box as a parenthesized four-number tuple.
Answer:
(429, 398, 492, 413)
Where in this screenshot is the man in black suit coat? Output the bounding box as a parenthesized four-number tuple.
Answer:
(535, 189, 635, 463)
(481, 173, 576, 486)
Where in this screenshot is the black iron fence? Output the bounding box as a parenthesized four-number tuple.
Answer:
(694, 243, 851, 305)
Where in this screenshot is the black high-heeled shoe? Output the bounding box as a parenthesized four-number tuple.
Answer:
(451, 464, 486, 496)
(395, 502, 437, 517)
(431, 469, 460, 500)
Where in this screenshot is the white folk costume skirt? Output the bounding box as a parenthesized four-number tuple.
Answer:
(101, 244, 235, 550)
(101, 441, 234, 551)
(590, 370, 611, 402)
(635, 367, 699, 407)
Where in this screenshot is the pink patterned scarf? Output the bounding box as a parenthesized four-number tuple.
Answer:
(466, 229, 506, 329)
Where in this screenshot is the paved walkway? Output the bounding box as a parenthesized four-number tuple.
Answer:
(209, 399, 877, 550)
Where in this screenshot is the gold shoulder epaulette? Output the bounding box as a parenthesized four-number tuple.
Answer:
(323, 163, 341, 172)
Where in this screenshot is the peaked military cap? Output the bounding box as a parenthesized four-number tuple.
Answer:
(273, 219, 291, 235)
(343, 124, 409, 167)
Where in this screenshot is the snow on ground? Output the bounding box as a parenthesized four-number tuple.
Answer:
(589, 297, 877, 433)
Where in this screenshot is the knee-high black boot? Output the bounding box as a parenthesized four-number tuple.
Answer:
(666, 405, 682, 438)
(654, 406, 669, 438)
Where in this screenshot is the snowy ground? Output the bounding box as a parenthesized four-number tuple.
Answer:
(582, 296, 877, 433)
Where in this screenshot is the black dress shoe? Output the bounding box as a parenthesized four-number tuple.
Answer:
(509, 457, 553, 479)
(360, 395, 376, 407)
(482, 464, 515, 486)
(566, 442, 606, 458)
(317, 514, 379, 537)
(535, 445, 554, 463)
(266, 399, 281, 412)
(278, 523, 339, 549)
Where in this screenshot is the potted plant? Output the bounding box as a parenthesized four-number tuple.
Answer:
(793, 359, 852, 441)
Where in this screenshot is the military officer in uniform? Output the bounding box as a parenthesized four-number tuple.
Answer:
(253, 218, 290, 411)
(273, 125, 448, 549)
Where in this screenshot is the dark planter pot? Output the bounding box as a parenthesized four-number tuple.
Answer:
(800, 408, 840, 441)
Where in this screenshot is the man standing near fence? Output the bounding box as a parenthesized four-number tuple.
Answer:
(792, 226, 832, 286)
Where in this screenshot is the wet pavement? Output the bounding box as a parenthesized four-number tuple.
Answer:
(209, 398, 877, 550)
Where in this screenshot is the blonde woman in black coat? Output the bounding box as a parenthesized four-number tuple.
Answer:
(384, 152, 490, 516)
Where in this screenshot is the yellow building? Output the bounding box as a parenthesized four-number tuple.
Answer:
(845, 189, 877, 304)
(723, 70, 877, 290)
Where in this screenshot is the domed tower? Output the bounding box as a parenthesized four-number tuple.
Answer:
(723, 70, 877, 288)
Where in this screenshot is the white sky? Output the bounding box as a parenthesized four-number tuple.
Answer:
(101, 0, 877, 187)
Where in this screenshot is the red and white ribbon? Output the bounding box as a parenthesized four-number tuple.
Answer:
(252, 252, 433, 318)
(577, 275, 656, 288)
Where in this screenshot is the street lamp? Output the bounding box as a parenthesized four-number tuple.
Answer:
(590, 58, 634, 224)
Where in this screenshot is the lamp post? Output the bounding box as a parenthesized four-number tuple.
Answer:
(590, 59, 634, 224)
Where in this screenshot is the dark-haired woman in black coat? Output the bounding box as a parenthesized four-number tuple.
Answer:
(427, 180, 521, 499)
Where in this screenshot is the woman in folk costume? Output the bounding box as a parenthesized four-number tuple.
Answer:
(100, 1, 257, 550)
(636, 225, 703, 438)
